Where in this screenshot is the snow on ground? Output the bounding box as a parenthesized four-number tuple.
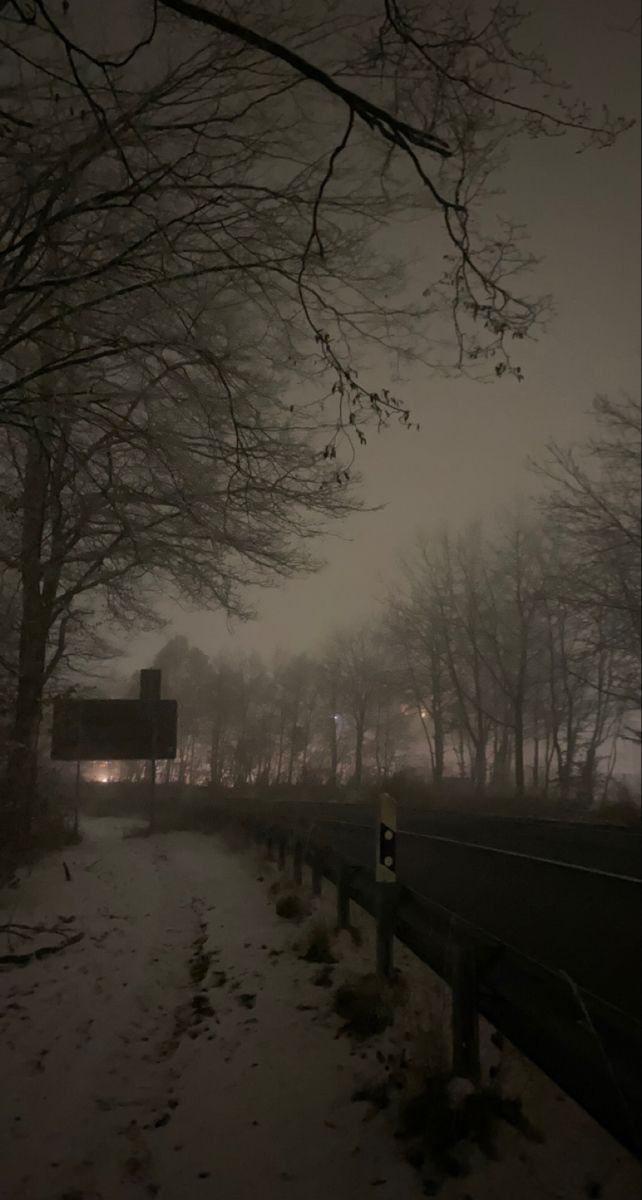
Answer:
(1, 818, 420, 1200)
(0, 818, 639, 1200)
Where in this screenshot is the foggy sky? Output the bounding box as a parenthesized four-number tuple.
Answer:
(122, 0, 640, 673)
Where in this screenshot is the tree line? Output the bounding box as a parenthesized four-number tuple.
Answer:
(118, 396, 640, 806)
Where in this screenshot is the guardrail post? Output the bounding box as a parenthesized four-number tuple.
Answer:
(311, 852, 323, 897)
(293, 840, 303, 886)
(337, 862, 351, 930)
(376, 882, 398, 979)
(451, 938, 480, 1083)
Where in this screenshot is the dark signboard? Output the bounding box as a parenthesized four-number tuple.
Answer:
(51, 698, 177, 761)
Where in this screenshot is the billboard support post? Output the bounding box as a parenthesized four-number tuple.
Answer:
(149, 728, 157, 834)
(140, 670, 161, 834)
(74, 757, 80, 839)
(73, 705, 83, 839)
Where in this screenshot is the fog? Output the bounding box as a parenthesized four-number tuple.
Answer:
(1, 5, 640, 1198)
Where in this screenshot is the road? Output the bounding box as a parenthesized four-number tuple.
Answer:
(300, 803, 641, 875)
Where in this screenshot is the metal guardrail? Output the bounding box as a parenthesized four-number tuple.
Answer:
(221, 801, 641, 1158)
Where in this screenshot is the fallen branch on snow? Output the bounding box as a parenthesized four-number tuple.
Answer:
(0, 922, 84, 966)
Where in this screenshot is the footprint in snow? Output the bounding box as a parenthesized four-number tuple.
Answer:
(237, 993, 256, 1009)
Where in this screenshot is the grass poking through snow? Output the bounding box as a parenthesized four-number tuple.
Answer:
(396, 1073, 544, 1193)
(333, 971, 406, 1039)
(297, 919, 337, 963)
(275, 893, 309, 921)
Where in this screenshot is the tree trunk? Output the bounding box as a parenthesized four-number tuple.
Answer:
(275, 707, 286, 783)
(354, 717, 364, 787)
(543, 726, 554, 797)
(4, 432, 51, 837)
(430, 656, 445, 784)
(514, 706, 525, 800)
(329, 712, 338, 786)
(178, 744, 187, 786)
(455, 721, 467, 779)
(491, 725, 500, 785)
(286, 720, 297, 785)
(473, 738, 486, 796)
(532, 729, 540, 791)
(210, 724, 221, 785)
(5, 623, 48, 837)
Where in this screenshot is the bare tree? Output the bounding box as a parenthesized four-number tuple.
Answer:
(476, 515, 545, 800)
(386, 540, 454, 783)
(533, 395, 641, 725)
(329, 623, 386, 787)
(1, 2, 631, 431)
(317, 647, 343, 787)
(0, 309, 356, 829)
(149, 635, 212, 783)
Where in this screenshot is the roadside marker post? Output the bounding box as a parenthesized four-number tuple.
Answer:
(73, 705, 83, 840)
(375, 792, 398, 978)
(376, 791, 397, 883)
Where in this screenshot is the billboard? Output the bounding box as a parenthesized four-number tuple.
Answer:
(51, 698, 177, 762)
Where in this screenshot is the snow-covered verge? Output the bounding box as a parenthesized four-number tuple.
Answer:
(283, 875, 641, 1200)
(0, 818, 639, 1200)
(0, 818, 420, 1199)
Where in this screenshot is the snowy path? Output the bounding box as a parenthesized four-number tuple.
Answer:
(1, 818, 639, 1200)
(0, 819, 421, 1200)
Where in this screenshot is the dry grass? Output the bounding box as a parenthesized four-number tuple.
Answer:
(0, 797, 82, 887)
(333, 971, 406, 1039)
(267, 874, 298, 896)
(296, 918, 337, 964)
(218, 822, 254, 854)
(122, 823, 150, 839)
(396, 1074, 543, 1190)
(275, 892, 310, 921)
(592, 792, 640, 827)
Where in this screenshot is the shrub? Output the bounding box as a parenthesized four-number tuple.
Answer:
(397, 1075, 543, 1182)
(333, 972, 403, 1038)
(275, 893, 308, 920)
(298, 920, 337, 964)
